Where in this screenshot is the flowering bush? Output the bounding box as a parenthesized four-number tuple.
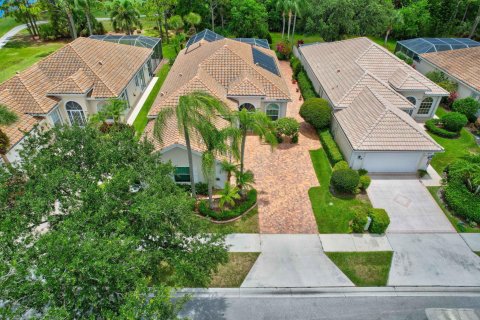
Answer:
(276, 40, 292, 60)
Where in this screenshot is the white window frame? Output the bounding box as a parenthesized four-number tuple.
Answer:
(65, 101, 87, 127)
(417, 97, 434, 115)
(49, 107, 63, 126)
(266, 103, 280, 121)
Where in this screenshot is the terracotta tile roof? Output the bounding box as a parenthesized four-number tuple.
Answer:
(0, 37, 153, 154)
(420, 46, 480, 92)
(335, 87, 442, 151)
(149, 38, 290, 117)
(299, 37, 448, 107)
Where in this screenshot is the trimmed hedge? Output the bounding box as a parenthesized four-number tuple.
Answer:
(452, 97, 480, 123)
(299, 98, 331, 129)
(359, 175, 371, 191)
(425, 119, 458, 138)
(319, 130, 344, 165)
(441, 112, 467, 132)
(444, 174, 480, 223)
(351, 210, 368, 233)
(198, 189, 257, 221)
(333, 160, 349, 171)
(290, 56, 303, 78)
(369, 208, 390, 234)
(297, 71, 318, 100)
(331, 169, 360, 193)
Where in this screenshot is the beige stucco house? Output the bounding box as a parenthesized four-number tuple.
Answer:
(296, 37, 448, 173)
(0, 37, 155, 163)
(145, 30, 291, 187)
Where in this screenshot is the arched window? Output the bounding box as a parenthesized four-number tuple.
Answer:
(266, 103, 280, 121)
(406, 96, 416, 106)
(66, 101, 86, 126)
(239, 103, 255, 112)
(417, 97, 433, 115)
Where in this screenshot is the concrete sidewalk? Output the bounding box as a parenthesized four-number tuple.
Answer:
(126, 77, 158, 125)
(319, 234, 392, 252)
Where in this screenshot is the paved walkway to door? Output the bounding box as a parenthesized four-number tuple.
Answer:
(243, 61, 320, 234)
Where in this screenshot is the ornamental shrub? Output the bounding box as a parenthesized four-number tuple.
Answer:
(290, 56, 303, 78)
(369, 208, 390, 234)
(425, 119, 459, 138)
(318, 130, 344, 165)
(351, 210, 368, 233)
(452, 97, 480, 123)
(297, 71, 317, 100)
(444, 179, 480, 223)
(275, 117, 300, 143)
(198, 189, 257, 221)
(330, 169, 359, 193)
(195, 182, 209, 196)
(441, 112, 468, 132)
(333, 160, 349, 171)
(299, 98, 331, 129)
(358, 169, 368, 176)
(276, 40, 292, 60)
(359, 175, 371, 191)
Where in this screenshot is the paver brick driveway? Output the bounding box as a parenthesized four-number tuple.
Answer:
(243, 61, 319, 234)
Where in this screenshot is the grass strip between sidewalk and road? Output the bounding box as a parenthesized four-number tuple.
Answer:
(133, 64, 171, 135)
(209, 252, 260, 288)
(326, 251, 393, 286)
(308, 148, 372, 233)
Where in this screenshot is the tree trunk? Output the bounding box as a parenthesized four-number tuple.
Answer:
(462, 2, 470, 23)
(291, 12, 297, 42)
(287, 10, 292, 40)
(85, 2, 93, 35)
(66, 10, 77, 39)
(211, 6, 215, 31)
(240, 131, 247, 176)
(208, 177, 213, 209)
(220, 10, 224, 28)
(184, 128, 196, 197)
(1, 154, 10, 166)
(281, 11, 285, 39)
(469, 4, 480, 38)
(164, 12, 170, 43)
(384, 28, 391, 46)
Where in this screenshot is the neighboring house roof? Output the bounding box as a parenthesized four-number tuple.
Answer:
(335, 87, 442, 152)
(420, 46, 480, 93)
(0, 37, 153, 153)
(298, 37, 448, 108)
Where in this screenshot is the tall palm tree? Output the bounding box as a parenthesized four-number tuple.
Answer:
(57, 0, 79, 39)
(290, 0, 303, 42)
(0, 105, 19, 165)
(198, 122, 240, 209)
(276, 0, 289, 39)
(110, 0, 142, 35)
(183, 12, 201, 35)
(234, 109, 277, 176)
(153, 91, 230, 198)
(78, 0, 96, 35)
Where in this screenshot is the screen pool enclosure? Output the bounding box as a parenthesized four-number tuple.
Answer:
(395, 38, 480, 61)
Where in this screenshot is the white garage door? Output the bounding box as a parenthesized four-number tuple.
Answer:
(363, 152, 424, 173)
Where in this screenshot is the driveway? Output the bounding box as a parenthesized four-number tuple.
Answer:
(367, 179, 455, 233)
(388, 233, 480, 286)
(244, 61, 320, 234)
(240, 234, 354, 287)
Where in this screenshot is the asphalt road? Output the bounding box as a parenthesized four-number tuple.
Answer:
(180, 296, 480, 320)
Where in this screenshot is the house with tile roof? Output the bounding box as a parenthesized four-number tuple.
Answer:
(296, 37, 447, 173)
(416, 46, 480, 107)
(0, 37, 156, 163)
(144, 30, 291, 187)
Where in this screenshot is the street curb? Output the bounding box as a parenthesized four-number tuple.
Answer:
(176, 287, 480, 298)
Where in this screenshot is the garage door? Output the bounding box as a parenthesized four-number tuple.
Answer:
(363, 152, 424, 173)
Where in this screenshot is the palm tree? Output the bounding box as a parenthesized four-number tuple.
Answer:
(290, 0, 303, 42)
(219, 182, 241, 210)
(168, 15, 184, 35)
(385, 10, 403, 46)
(234, 109, 277, 176)
(470, 3, 480, 38)
(235, 169, 255, 196)
(78, 0, 96, 35)
(183, 12, 201, 35)
(220, 160, 237, 183)
(89, 99, 127, 127)
(0, 105, 19, 165)
(153, 91, 230, 198)
(110, 0, 142, 35)
(57, 0, 79, 39)
(276, 0, 289, 39)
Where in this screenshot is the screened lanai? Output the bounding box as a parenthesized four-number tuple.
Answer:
(395, 38, 480, 61)
(89, 35, 162, 70)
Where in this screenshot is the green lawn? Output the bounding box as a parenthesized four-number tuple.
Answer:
(133, 64, 171, 135)
(0, 17, 22, 37)
(427, 186, 479, 233)
(368, 36, 397, 53)
(198, 208, 259, 234)
(428, 107, 480, 173)
(0, 36, 66, 83)
(209, 252, 259, 287)
(309, 148, 372, 233)
(270, 32, 323, 49)
(326, 251, 393, 286)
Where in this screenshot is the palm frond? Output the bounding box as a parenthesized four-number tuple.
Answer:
(153, 107, 174, 144)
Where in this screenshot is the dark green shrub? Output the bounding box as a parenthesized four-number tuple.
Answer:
(359, 175, 371, 191)
(333, 160, 349, 171)
(330, 169, 360, 193)
(299, 98, 331, 129)
(351, 210, 368, 233)
(441, 112, 468, 132)
(195, 182, 209, 195)
(319, 130, 344, 165)
(297, 71, 317, 100)
(265, 33, 273, 44)
(426, 70, 458, 94)
(358, 169, 368, 176)
(444, 180, 480, 223)
(38, 23, 59, 40)
(395, 51, 413, 65)
(198, 189, 257, 221)
(275, 117, 300, 143)
(425, 119, 459, 138)
(290, 56, 303, 78)
(452, 97, 480, 123)
(369, 208, 390, 234)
